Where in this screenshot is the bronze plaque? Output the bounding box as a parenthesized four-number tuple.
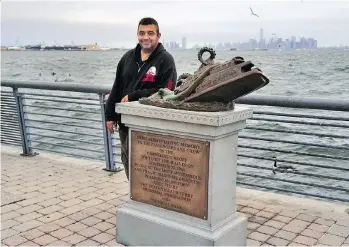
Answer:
(130, 130, 209, 219)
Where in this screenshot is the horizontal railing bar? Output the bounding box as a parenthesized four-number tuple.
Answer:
(21, 92, 99, 101)
(1, 100, 17, 104)
(1, 104, 18, 109)
(239, 136, 349, 150)
(22, 104, 101, 114)
(29, 133, 104, 146)
(1, 80, 111, 94)
(250, 117, 349, 128)
(0, 115, 19, 121)
(33, 146, 105, 161)
(238, 145, 349, 161)
(26, 119, 102, 131)
(31, 140, 105, 153)
(239, 154, 349, 171)
(252, 111, 349, 121)
(1, 138, 22, 144)
(236, 94, 349, 112)
(238, 172, 349, 193)
(1, 91, 14, 95)
(1, 140, 22, 146)
(24, 112, 102, 122)
(238, 163, 349, 182)
(26, 125, 102, 138)
(1, 109, 18, 113)
(22, 96, 100, 106)
(245, 127, 349, 139)
(0, 133, 21, 140)
(1, 125, 21, 131)
(237, 181, 349, 203)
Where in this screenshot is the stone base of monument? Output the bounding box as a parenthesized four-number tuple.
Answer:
(114, 102, 252, 246)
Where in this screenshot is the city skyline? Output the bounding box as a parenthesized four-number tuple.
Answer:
(2, 1, 349, 48)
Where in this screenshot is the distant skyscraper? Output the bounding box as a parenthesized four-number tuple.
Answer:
(182, 37, 187, 49)
(260, 28, 264, 41)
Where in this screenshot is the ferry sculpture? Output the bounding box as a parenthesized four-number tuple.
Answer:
(139, 47, 270, 111)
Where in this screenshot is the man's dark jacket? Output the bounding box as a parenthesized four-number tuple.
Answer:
(105, 43, 177, 125)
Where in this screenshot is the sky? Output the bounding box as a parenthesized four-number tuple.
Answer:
(1, 0, 349, 48)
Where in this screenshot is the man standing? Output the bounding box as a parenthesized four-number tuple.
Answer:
(105, 17, 177, 180)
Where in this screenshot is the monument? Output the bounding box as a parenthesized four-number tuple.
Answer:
(115, 47, 269, 246)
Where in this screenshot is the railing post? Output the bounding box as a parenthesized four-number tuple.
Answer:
(13, 88, 36, 156)
(99, 93, 120, 172)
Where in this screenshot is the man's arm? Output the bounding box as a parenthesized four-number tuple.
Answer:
(105, 58, 124, 122)
(128, 55, 177, 101)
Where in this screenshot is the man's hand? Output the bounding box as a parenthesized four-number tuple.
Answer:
(106, 121, 116, 133)
(121, 95, 129, 103)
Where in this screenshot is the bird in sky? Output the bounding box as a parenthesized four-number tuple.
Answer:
(249, 7, 259, 17)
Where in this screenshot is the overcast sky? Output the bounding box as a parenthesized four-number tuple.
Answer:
(2, 0, 349, 47)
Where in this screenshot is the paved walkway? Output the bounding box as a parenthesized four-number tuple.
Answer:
(1, 146, 349, 246)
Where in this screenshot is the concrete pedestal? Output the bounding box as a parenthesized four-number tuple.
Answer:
(114, 102, 252, 246)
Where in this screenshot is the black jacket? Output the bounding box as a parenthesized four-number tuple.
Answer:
(105, 43, 177, 124)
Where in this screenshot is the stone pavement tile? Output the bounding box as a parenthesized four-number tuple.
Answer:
(248, 232, 271, 242)
(337, 219, 349, 228)
(1, 228, 19, 239)
(75, 239, 101, 246)
(98, 193, 121, 201)
(106, 227, 115, 235)
(301, 228, 325, 239)
(78, 192, 101, 201)
(288, 241, 307, 246)
(37, 211, 65, 223)
(53, 217, 76, 227)
(12, 219, 43, 232)
(293, 235, 317, 246)
(93, 222, 115, 232)
(16, 197, 42, 206)
(22, 241, 39, 246)
(79, 198, 105, 208)
(283, 219, 310, 234)
(67, 211, 91, 221)
(266, 236, 290, 246)
(65, 222, 89, 232)
(37, 204, 64, 215)
(1, 211, 21, 221)
(62, 233, 87, 245)
(265, 220, 286, 229)
(59, 192, 81, 201)
(257, 225, 279, 235)
(315, 218, 335, 226)
(47, 240, 70, 246)
(13, 211, 43, 223)
(33, 235, 59, 245)
(274, 230, 298, 241)
(91, 232, 115, 244)
(264, 205, 283, 214)
(308, 223, 330, 233)
(248, 202, 266, 210)
(1, 219, 20, 230)
(94, 203, 115, 211)
(2, 235, 28, 246)
(15, 204, 43, 214)
(248, 222, 261, 230)
(80, 216, 102, 227)
(318, 233, 345, 246)
(279, 210, 300, 218)
(37, 222, 61, 233)
(327, 224, 349, 238)
(249, 216, 269, 225)
(273, 215, 293, 224)
(256, 211, 275, 219)
(105, 239, 126, 246)
(20, 228, 45, 240)
(115, 187, 129, 195)
(0, 203, 22, 213)
(94, 212, 115, 221)
(50, 228, 74, 239)
(247, 238, 262, 246)
(296, 213, 318, 223)
(77, 226, 102, 238)
(59, 204, 85, 215)
(59, 198, 84, 208)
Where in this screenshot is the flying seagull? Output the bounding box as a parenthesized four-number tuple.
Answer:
(249, 7, 259, 17)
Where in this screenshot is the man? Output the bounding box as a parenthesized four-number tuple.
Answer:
(105, 17, 177, 180)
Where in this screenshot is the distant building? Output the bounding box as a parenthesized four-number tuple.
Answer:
(182, 37, 187, 49)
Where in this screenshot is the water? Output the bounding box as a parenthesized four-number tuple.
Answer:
(2, 49, 349, 99)
(1, 49, 349, 203)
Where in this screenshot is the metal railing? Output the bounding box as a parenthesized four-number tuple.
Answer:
(1, 80, 349, 204)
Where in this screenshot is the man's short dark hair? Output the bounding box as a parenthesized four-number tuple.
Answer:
(138, 17, 160, 34)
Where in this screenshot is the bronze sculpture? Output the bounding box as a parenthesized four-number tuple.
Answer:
(139, 47, 270, 111)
